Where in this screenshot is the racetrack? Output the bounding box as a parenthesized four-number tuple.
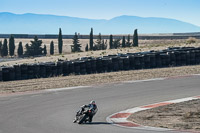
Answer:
(0, 75, 200, 133)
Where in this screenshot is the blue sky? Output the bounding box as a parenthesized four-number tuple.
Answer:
(1, 0, 200, 26)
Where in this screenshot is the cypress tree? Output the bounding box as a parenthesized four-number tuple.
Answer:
(101, 39, 107, 50)
(109, 34, 113, 49)
(25, 43, 29, 50)
(58, 28, 63, 54)
(133, 29, 138, 47)
(17, 42, 23, 56)
(71, 32, 81, 52)
(2, 39, 8, 57)
(9, 35, 15, 56)
(122, 36, 126, 48)
(126, 34, 131, 47)
(44, 45, 47, 55)
(0, 41, 2, 56)
(96, 33, 102, 45)
(95, 33, 102, 50)
(50, 41, 54, 55)
(85, 44, 89, 51)
(89, 28, 93, 51)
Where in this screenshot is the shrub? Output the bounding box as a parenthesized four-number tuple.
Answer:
(186, 37, 196, 44)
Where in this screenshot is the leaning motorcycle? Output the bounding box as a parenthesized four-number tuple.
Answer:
(74, 106, 97, 124)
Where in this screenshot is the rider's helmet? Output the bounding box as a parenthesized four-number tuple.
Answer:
(90, 100, 96, 105)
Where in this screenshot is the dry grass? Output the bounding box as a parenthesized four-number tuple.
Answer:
(128, 99, 200, 132)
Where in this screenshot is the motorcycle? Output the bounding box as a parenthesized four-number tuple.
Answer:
(73, 106, 97, 124)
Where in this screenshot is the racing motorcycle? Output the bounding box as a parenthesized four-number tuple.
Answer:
(73, 106, 97, 124)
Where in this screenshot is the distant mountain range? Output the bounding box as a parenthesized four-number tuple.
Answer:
(0, 12, 200, 34)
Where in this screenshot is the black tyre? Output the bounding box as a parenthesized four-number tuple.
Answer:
(78, 114, 88, 124)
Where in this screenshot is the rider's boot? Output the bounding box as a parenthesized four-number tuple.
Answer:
(89, 116, 93, 123)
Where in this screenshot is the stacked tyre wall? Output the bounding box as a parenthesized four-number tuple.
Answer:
(1, 47, 200, 82)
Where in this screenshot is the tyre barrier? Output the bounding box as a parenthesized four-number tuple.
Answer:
(20, 64, 28, 80)
(102, 57, 112, 72)
(39, 63, 46, 78)
(62, 61, 69, 76)
(74, 61, 81, 75)
(121, 57, 130, 70)
(27, 64, 35, 79)
(1, 46, 200, 82)
(57, 61, 63, 76)
(0, 69, 2, 81)
(45, 62, 56, 77)
(14, 65, 21, 80)
(85, 60, 92, 74)
(33, 64, 40, 78)
(1, 67, 10, 81)
(9, 67, 15, 81)
(96, 58, 103, 73)
(111, 57, 120, 71)
(68, 61, 75, 75)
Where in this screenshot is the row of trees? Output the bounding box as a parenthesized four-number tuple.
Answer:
(0, 28, 138, 57)
(58, 28, 138, 53)
(0, 35, 16, 57)
(0, 36, 47, 57)
(88, 28, 138, 51)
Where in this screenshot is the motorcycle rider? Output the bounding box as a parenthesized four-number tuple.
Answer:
(73, 100, 97, 123)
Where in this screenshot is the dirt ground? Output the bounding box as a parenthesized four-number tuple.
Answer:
(128, 99, 200, 132)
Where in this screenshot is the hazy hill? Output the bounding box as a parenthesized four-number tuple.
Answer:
(0, 12, 200, 34)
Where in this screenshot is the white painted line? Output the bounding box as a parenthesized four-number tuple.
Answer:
(166, 97, 198, 103)
(106, 116, 113, 124)
(121, 107, 147, 113)
(110, 118, 129, 123)
(123, 78, 165, 83)
(192, 74, 200, 76)
(45, 86, 90, 92)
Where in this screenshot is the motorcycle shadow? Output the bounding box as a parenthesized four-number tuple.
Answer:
(84, 122, 112, 125)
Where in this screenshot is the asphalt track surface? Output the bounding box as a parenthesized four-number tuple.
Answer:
(0, 75, 200, 133)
